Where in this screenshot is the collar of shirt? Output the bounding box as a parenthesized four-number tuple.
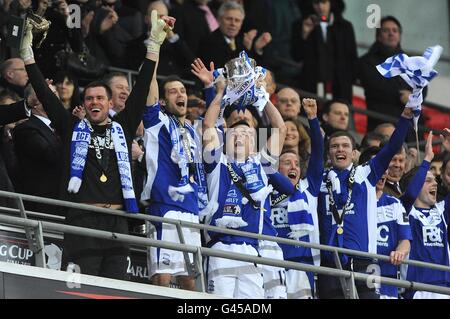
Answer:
(34, 114, 53, 131)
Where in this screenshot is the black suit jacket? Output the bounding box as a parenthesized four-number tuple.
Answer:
(0, 100, 28, 125)
(13, 115, 63, 213)
(172, 1, 213, 55)
(199, 29, 248, 68)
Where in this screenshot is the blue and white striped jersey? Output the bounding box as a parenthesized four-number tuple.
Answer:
(318, 116, 411, 263)
(377, 193, 412, 297)
(141, 103, 199, 216)
(204, 151, 274, 247)
(407, 196, 450, 287)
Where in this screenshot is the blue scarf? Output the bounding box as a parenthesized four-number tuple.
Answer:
(167, 116, 210, 214)
(68, 119, 138, 213)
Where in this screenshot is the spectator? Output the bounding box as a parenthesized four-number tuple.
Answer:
(0, 93, 31, 208)
(186, 95, 206, 123)
(0, 58, 29, 98)
(437, 136, 450, 202)
(321, 99, 350, 139)
(87, 0, 144, 68)
(384, 144, 408, 198)
(292, 0, 357, 103)
(171, 0, 218, 55)
(13, 83, 64, 215)
(283, 117, 311, 175)
(21, 10, 166, 279)
(316, 108, 413, 299)
(34, 0, 84, 79)
(223, 105, 259, 129)
(430, 152, 446, 178)
(126, 0, 196, 77)
(360, 131, 386, 151)
(374, 122, 395, 139)
(0, 90, 23, 192)
(54, 71, 81, 111)
(357, 16, 414, 131)
(276, 87, 301, 120)
(198, 1, 269, 69)
(102, 71, 129, 116)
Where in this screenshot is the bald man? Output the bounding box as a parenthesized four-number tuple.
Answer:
(276, 87, 301, 120)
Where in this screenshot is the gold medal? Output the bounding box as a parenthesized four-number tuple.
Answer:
(337, 226, 344, 235)
(189, 175, 195, 184)
(100, 174, 108, 183)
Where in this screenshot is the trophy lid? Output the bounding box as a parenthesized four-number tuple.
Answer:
(224, 55, 256, 79)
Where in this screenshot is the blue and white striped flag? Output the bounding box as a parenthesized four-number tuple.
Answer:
(376, 45, 443, 129)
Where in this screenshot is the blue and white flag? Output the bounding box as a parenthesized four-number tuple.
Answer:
(376, 45, 443, 128)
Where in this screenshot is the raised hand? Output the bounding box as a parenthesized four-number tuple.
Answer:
(19, 22, 34, 62)
(99, 8, 118, 34)
(424, 132, 435, 162)
(191, 58, 214, 87)
(215, 76, 227, 93)
(254, 32, 272, 54)
(147, 10, 176, 55)
(72, 105, 86, 120)
(302, 98, 317, 119)
(440, 128, 450, 152)
(243, 29, 257, 51)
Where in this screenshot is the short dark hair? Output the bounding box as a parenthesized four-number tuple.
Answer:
(359, 146, 381, 165)
(327, 131, 357, 151)
(160, 75, 185, 99)
(400, 166, 422, 194)
(280, 149, 299, 159)
(82, 81, 112, 101)
(102, 72, 127, 87)
(442, 154, 450, 174)
(431, 152, 446, 164)
(322, 99, 350, 115)
(229, 120, 250, 129)
(376, 16, 403, 39)
(360, 132, 386, 151)
(0, 89, 20, 104)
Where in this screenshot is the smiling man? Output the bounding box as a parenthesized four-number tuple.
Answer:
(21, 10, 172, 279)
(142, 71, 205, 290)
(316, 107, 414, 299)
(272, 99, 324, 299)
(400, 139, 450, 299)
(103, 72, 130, 116)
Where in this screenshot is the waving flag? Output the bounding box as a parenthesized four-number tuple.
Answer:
(376, 45, 443, 129)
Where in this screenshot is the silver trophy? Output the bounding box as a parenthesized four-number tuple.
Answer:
(217, 51, 267, 113)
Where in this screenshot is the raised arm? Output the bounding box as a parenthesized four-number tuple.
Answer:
(191, 58, 215, 108)
(370, 108, 413, 184)
(202, 77, 226, 152)
(400, 133, 434, 213)
(20, 24, 69, 135)
(303, 98, 324, 196)
(265, 99, 287, 158)
(119, 11, 174, 132)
